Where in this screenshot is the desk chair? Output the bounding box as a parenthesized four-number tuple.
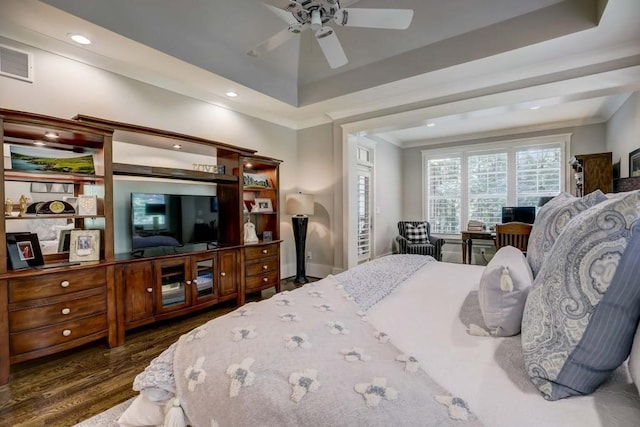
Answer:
(495, 222, 533, 254)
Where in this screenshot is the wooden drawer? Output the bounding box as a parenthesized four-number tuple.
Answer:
(245, 243, 278, 260)
(10, 313, 108, 355)
(245, 256, 278, 276)
(8, 268, 106, 303)
(9, 292, 106, 333)
(245, 271, 279, 293)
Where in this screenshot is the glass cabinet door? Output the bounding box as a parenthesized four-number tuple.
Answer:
(192, 253, 217, 304)
(154, 257, 191, 313)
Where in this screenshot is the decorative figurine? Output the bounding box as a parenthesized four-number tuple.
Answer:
(18, 195, 29, 217)
(5, 198, 13, 216)
(243, 219, 259, 244)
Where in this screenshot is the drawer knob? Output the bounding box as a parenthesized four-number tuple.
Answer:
(193, 279, 198, 284)
(62, 329, 72, 337)
(146, 287, 153, 293)
(61, 308, 71, 315)
(262, 249, 268, 254)
(262, 265, 268, 270)
(221, 272, 226, 277)
(186, 280, 192, 285)
(60, 280, 70, 288)
(263, 277, 269, 282)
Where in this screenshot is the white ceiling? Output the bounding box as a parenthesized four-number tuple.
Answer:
(0, 0, 639, 147)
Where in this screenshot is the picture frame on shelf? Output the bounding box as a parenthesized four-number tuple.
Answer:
(263, 231, 273, 242)
(10, 145, 96, 174)
(630, 148, 640, 177)
(57, 229, 77, 253)
(10, 233, 44, 268)
(252, 198, 273, 213)
(69, 229, 100, 262)
(243, 172, 271, 189)
(6, 232, 31, 270)
(77, 194, 98, 216)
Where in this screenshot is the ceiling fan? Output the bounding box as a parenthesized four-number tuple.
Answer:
(248, 0, 414, 69)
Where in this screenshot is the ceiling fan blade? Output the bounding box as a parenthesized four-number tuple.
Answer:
(263, 4, 299, 25)
(315, 26, 348, 69)
(335, 8, 414, 30)
(248, 27, 298, 57)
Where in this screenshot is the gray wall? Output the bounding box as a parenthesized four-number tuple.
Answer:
(607, 93, 640, 177)
(0, 37, 299, 274)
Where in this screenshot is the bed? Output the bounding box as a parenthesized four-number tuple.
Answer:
(118, 190, 640, 427)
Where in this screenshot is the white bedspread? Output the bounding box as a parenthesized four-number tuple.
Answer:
(367, 261, 640, 427)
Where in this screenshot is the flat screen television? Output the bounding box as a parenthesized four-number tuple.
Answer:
(131, 192, 219, 250)
(501, 206, 536, 224)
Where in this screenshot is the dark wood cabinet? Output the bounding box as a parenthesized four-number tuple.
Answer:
(0, 111, 283, 384)
(218, 249, 240, 299)
(119, 261, 154, 328)
(575, 152, 613, 195)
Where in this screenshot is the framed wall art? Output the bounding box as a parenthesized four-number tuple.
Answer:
(629, 148, 640, 177)
(69, 229, 100, 262)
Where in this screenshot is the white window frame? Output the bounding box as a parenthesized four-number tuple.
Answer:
(422, 134, 570, 237)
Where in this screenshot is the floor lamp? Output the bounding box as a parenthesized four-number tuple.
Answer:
(286, 192, 314, 285)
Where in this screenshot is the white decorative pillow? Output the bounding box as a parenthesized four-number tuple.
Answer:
(526, 190, 607, 277)
(522, 191, 640, 400)
(477, 246, 533, 337)
(117, 394, 164, 427)
(405, 222, 428, 243)
(630, 326, 640, 396)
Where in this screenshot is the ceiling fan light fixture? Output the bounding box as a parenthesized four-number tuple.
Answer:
(311, 9, 322, 31)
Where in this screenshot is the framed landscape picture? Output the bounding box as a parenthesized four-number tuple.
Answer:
(10, 145, 95, 174)
(630, 148, 640, 177)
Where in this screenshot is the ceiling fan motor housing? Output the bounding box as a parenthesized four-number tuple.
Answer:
(291, 0, 341, 25)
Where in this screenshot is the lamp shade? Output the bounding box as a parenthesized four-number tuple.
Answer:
(286, 193, 314, 216)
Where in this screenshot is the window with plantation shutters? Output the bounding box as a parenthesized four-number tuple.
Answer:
(423, 136, 567, 235)
(426, 157, 462, 234)
(357, 164, 372, 262)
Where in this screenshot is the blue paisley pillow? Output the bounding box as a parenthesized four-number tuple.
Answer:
(526, 190, 607, 277)
(522, 191, 640, 400)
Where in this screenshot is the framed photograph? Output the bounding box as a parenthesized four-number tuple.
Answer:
(10, 233, 44, 268)
(630, 148, 640, 177)
(58, 229, 77, 252)
(6, 232, 31, 270)
(252, 198, 273, 213)
(69, 230, 100, 262)
(263, 230, 273, 242)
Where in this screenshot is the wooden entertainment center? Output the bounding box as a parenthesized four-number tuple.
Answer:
(0, 109, 282, 384)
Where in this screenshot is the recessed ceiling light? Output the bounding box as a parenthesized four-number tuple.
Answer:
(426, 123, 436, 127)
(34, 141, 46, 146)
(530, 106, 541, 110)
(44, 131, 59, 139)
(172, 144, 182, 150)
(68, 33, 91, 45)
(226, 91, 238, 98)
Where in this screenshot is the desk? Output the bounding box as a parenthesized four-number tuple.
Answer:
(461, 230, 495, 264)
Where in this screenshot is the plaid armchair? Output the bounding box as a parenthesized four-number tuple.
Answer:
(395, 221, 444, 260)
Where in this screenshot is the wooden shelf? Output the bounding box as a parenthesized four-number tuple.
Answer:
(5, 214, 105, 220)
(113, 163, 237, 183)
(4, 170, 104, 183)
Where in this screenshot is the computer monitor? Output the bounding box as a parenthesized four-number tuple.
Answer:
(501, 206, 536, 224)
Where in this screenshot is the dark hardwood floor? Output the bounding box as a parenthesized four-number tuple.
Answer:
(0, 279, 305, 427)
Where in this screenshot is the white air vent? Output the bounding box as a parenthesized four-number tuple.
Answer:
(0, 44, 33, 83)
